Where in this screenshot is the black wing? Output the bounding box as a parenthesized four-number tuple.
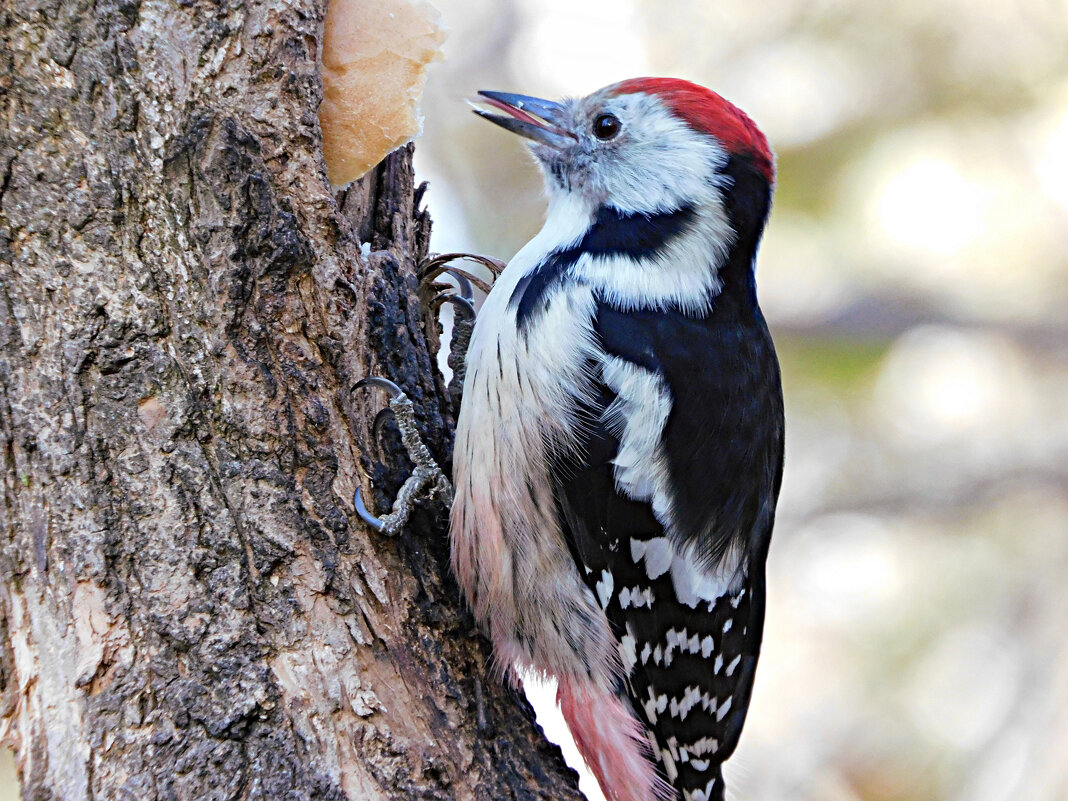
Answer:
(553, 295, 784, 800)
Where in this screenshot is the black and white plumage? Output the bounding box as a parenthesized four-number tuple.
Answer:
(451, 79, 784, 801)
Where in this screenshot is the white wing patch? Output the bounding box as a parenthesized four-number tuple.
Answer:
(601, 357, 673, 519)
(602, 357, 746, 609)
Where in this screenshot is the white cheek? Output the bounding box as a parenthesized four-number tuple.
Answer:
(598, 95, 731, 213)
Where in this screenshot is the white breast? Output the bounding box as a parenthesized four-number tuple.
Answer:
(449, 196, 620, 683)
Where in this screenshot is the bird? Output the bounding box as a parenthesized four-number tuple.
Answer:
(449, 78, 784, 801)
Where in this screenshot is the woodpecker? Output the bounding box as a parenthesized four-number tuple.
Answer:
(449, 79, 784, 801)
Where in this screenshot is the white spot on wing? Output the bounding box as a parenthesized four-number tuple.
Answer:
(642, 537, 673, 579)
(644, 687, 668, 724)
(666, 628, 684, 653)
(680, 686, 703, 720)
(620, 627, 638, 673)
(644, 695, 659, 724)
(690, 776, 719, 801)
(595, 569, 614, 609)
(661, 748, 678, 782)
(662, 627, 707, 664)
(716, 696, 733, 722)
(668, 540, 742, 609)
(619, 586, 655, 609)
(686, 736, 719, 757)
(666, 687, 718, 720)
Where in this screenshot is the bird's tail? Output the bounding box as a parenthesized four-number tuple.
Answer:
(557, 675, 675, 801)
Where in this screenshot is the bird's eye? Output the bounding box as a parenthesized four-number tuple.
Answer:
(592, 113, 621, 140)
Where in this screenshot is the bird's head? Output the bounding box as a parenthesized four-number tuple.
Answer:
(474, 78, 774, 222)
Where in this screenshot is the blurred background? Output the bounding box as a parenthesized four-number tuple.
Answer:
(414, 0, 1068, 799)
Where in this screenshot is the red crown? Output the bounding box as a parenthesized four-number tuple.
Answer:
(610, 78, 775, 183)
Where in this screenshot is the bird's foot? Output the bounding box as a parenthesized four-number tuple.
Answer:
(356, 254, 501, 532)
(354, 377, 452, 535)
(430, 279, 476, 412)
(420, 252, 505, 297)
(420, 253, 503, 410)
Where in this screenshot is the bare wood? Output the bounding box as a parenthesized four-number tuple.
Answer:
(0, 0, 585, 798)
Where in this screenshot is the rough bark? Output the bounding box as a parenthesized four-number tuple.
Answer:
(0, 0, 585, 799)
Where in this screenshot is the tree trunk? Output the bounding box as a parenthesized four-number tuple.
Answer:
(0, 0, 585, 799)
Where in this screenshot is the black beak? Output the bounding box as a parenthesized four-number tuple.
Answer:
(473, 91, 574, 149)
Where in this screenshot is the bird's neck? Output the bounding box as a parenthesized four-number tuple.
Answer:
(538, 184, 767, 317)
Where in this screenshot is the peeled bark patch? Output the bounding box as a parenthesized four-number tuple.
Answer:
(320, 0, 447, 186)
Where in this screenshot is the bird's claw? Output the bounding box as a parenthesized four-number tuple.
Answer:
(353, 486, 386, 532)
(432, 291, 476, 320)
(353, 375, 405, 398)
(441, 267, 474, 303)
(431, 288, 477, 412)
(420, 252, 505, 297)
(354, 377, 453, 536)
(421, 255, 497, 412)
